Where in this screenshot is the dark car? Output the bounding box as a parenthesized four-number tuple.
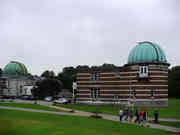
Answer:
(21, 95, 35, 100)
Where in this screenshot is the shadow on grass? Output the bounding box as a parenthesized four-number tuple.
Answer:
(0, 119, 17, 135)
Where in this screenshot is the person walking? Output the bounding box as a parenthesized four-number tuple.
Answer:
(135, 108, 140, 123)
(140, 109, 145, 126)
(154, 109, 159, 123)
(119, 107, 123, 121)
(129, 108, 133, 122)
(143, 109, 148, 125)
(124, 107, 129, 121)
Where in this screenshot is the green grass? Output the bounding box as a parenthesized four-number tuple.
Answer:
(149, 121, 180, 128)
(58, 98, 180, 118)
(0, 103, 63, 112)
(0, 109, 175, 135)
(158, 121, 180, 128)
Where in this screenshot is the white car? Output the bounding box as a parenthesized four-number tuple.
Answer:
(44, 96, 53, 102)
(53, 98, 68, 104)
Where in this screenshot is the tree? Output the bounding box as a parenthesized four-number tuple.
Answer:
(41, 70, 55, 79)
(0, 68, 2, 76)
(168, 66, 180, 98)
(57, 67, 77, 91)
(101, 63, 116, 67)
(31, 78, 62, 99)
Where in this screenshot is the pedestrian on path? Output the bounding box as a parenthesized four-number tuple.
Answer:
(140, 109, 145, 125)
(143, 110, 148, 121)
(143, 109, 148, 125)
(135, 108, 140, 123)
(129, 108, 133, 122)
(124, 107, 129, 121)
(154, 109, 159, 123)
(119, 107, 123, 121)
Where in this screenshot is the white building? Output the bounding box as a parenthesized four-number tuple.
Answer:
(0, 61, 35, 97)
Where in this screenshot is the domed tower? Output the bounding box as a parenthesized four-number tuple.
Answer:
(128, 41, 167, 65)
(2, 61, 30, 97)
(3, 61, 28, 76)
(126, 41, 169, 106)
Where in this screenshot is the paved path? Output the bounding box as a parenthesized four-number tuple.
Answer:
(0, 105, 180, 133)
(4, 99, 180, 122)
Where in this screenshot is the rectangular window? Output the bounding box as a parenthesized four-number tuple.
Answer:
(91, 72, 100, 81)
(115, 72, 120, 78)
(139, 66, 148, 78)
(91, 88, 100, 99)
(151, 89, 156, 97)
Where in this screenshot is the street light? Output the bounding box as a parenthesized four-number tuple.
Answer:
(72, 82, 77, 103)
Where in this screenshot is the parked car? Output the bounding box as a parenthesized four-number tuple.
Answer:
(21, 95, 35, 100)
(53, 98, 69, 104)
(44, 96, 53, 102)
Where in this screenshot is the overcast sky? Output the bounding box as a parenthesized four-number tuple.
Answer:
(0, 0, 179, 75)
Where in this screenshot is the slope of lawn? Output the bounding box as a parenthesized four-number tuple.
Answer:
(0, 109, 175, 135)
(158, 121, 180, 128)
(149, 121, 180, 128)
(58, 98, 180, 118)
(0, 103, 64, 112)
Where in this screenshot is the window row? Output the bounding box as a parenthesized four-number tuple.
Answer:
(90, 88, 157, 99)
(90, 66, 149, 81)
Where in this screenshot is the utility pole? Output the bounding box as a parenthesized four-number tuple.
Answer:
(72, 82, 77, 104)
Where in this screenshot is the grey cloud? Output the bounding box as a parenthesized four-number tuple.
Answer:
(0, 0, 179, 75)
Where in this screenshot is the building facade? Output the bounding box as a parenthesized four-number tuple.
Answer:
(76, 41, 169, 106)
(0, 61, 35, 97)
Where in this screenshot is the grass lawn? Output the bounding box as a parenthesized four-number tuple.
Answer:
(0, 109, 176, 135)
(149, 121, 180, 128)
(57, 98, 180, 118)
(0, 103, 64, 112)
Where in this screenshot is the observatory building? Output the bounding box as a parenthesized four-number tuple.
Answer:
(76, 41, 169, 106)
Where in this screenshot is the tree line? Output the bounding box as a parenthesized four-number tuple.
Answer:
(1, 64, 179, 99)
(35, 64, 180, 99)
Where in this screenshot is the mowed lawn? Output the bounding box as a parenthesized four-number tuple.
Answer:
(149, 121, 180, 128)
(58, 98, 180, 118)
(0, 103, 64, 112)
(0, 109, 174, 135)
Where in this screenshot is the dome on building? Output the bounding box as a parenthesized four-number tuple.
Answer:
(3, 61, 28, 76)
(128, 41, 167, 64)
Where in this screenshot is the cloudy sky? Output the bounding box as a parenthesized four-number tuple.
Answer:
(0, 0, 179, 75)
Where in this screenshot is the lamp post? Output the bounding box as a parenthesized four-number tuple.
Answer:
(72, 82, 77, 104)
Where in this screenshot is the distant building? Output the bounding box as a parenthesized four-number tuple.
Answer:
(76, 41, 170, 106)
(0, 61, 36, 97)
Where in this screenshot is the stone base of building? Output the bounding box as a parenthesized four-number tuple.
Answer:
(76, 99, 168, 107)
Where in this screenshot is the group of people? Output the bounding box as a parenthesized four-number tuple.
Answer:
(119, 107, 159, 125)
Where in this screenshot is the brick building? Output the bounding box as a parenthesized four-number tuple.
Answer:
(76, 41, 169, 106)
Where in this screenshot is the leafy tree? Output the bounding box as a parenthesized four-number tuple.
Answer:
(41, 70, 55, 79)
(168, 66, 180, 98)
(0, 68, 2, 76)
(57, 67, 77, 91)
(31, 78, 62, 99)
(101, 63, 116, 67)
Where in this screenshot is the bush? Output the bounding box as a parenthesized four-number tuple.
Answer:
(69, 110, 75, 113)
(90, 108, 102, 118)
(90, 115, 102, 119)
(34, 101, 37, 104)
(0, 99, 4, 102)
(52, 102, 57, 106)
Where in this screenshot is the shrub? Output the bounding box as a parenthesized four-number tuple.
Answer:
(90, 115, 102, 119)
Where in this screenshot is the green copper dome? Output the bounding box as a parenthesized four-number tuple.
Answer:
(3, 61, 28, 76)
(128, 41, 167, 64)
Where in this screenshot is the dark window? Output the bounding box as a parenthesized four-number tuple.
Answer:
(91, 88, 100, 99)
(91, 72, 100, 81)
(139, 66, 148, 78)
(151, 89, 156, 97)
(132, 89, 136, 97)
(115, 72, 120, 78)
